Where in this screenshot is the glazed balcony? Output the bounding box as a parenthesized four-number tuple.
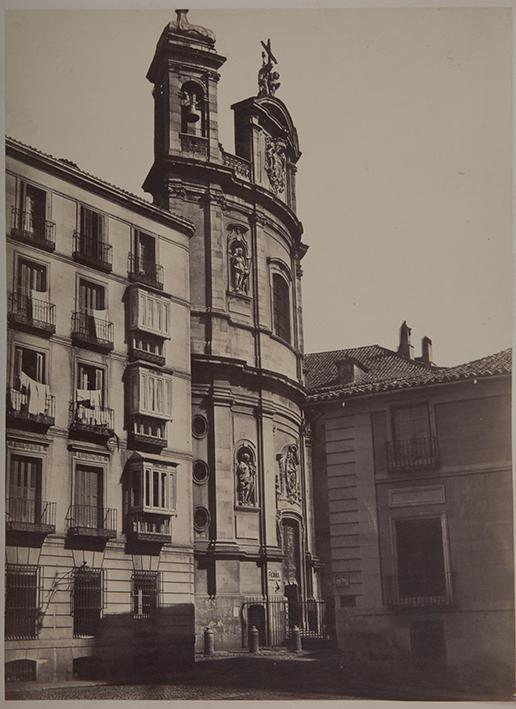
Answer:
(66, 505, 117, 540)
(128, 254, 164, 291)
(8, 292, 56, 337)
(69, 401, 114, 442)
(6, 497, 56, 535)
(385, 572, 455, 609)
(7, 386, 56, 431)
(72, 231, 112, 272)
(71, 312, 114, 353)
(10, 207, 56, 252)
(128, 336, 166, 367)
(126, 511, 171, 544)
(386, 436, 439, 472)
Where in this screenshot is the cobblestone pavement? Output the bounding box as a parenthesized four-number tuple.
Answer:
(5, 651, 508, 702)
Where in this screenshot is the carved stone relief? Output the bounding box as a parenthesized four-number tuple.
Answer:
(228, 225, 251, 296)
(264, 137, 287, 195)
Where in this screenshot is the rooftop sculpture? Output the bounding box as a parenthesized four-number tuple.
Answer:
(258, 39, 281, 97)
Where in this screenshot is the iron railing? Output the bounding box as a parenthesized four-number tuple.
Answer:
(6, 498, 56, 530)
(386, 436, 439, 472)
(66, 505, 116, 533)
(241, 598, 327, 647)
(128, 254, 164, 290)
(73, 231, 112, 270)
(71, 311, 114, 347)
(5, 564, 41, 640)
(70, 401, 114, 430)
(72, 567, 104, 637)
(385, 572, 455, 609)
(10, 207, 56, 250)
(8, 292, 56, 333)
(7, 387, 56, 424)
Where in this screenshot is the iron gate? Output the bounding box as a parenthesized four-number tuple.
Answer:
(241, 598, 326, 647)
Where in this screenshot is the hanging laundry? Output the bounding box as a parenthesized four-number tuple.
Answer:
(93, 309, 109, 339)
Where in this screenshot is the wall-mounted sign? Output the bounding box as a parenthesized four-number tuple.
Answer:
(268, 570, 281, 581)
(334, 572, 351, 588)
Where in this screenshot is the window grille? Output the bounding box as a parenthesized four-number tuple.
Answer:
(72, 567, 104, 637)
(5, 564, 41, 640)
(132, 570, 161, 619)
(5, 659, 37, 683)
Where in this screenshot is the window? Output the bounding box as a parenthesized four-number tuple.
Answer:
(5, 564, 40, 640)
(130, 463, 176, 512)
(19, 183, 46, 235)
(128, 368, 172, 419)
(388, 404, 437, 470)
(73, 465, 103, 528)
(9, 455, 42, 524)
(73, 567, 103, 637)
(80, 206, 105, 243)
(5, 659, 37, 683)
(132, 571, 160, 619)
(133, 231, 156, 274)
(73, 279, 112, 345)
(272, 273, 291, 344)
(79, 278, 106, 312)
(394, 517, 449, 602)
(17, 258, 47, 294)
(9, 347, 50, 418)
(77, 362, 105, 406)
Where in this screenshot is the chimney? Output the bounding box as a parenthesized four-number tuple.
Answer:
(420, 336, 433, 366)
(335, 357, 368, 384)
(397, 321, 414, 359)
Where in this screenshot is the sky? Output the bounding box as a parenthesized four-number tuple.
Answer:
(5, 6, 513, 366)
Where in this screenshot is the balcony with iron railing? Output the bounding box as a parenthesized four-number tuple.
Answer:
(386, 436, 439, 472)
(66, 505, 117, 540)
(69, 401, 115, 442)
(72, 231, 112, 272)
(71, 311, 114, 353)
(10, 207, 56, 252)
(7, 386, 56, 431)
(126, 511, 171, 544)
(385, 572, 455, 609)
(128, 254, 164, 290)
(8, 292, 56, 337)
(6, 498, 56, 535)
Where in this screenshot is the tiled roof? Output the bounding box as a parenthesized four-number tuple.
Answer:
(5, 136, 194, 233)
(304, 345, 511, 402)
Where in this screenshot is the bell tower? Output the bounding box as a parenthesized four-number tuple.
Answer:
(144, 9, 226, 207)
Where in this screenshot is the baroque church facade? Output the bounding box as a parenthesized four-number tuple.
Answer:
(141, 10, 319, 646)
(5, 10, 320, 681)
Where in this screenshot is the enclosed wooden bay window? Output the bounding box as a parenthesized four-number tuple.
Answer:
(125, 367, 172, 449)
(126, 287, 170, 365)
(125, 455, 177, 544)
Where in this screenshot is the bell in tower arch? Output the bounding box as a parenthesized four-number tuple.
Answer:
(180, 82, 205, 136)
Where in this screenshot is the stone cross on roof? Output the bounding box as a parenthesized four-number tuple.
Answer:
(258, 38, 281, 97)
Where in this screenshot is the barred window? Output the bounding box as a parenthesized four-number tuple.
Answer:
(132, 571, 160, 619)
(5, 564, 40, 640)
(73, 567, 104, 637)
(272, 273, 291, 344)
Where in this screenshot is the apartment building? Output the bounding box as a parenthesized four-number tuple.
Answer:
(306, 324, 513, 693)
(5, 137, 195, 683)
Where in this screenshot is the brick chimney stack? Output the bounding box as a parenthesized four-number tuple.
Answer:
(397, 321, 414, 359)
(420, 336, 433, 366)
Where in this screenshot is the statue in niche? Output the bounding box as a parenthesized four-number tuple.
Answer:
(258, 39, 281, 97)
(278, 443, 300, 504)
(230, 242, 250, 295)
(265, 137, 287, 195)
(236, 447, 256, 507)
(169, 9, 216, 46)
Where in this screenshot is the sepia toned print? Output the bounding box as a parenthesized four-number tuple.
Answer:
(4, 7, 513, 702)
